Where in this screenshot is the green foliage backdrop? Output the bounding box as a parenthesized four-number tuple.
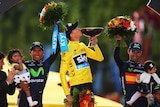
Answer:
(0, 0, 146, 59)
(1, 0, 160, 70)
(1, 0, 160, 96)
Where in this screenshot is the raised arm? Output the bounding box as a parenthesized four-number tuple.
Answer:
(85, 37, 104, 61)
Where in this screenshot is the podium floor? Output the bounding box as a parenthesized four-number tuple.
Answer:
(7, 72, 123, 107)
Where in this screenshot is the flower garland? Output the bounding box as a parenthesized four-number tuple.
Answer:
(39, 1, 67, 31)
(105, 16, 137, 46)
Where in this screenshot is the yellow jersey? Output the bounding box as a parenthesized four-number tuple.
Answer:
(60, 41, 104, 96)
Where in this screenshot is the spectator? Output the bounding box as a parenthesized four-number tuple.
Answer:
(0, 52, 16, 107)
(149, 84, 160, 107)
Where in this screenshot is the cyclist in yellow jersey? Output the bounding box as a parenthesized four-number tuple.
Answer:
(59, 21, 104, 107)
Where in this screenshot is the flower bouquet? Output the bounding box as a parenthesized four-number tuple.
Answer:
(79, 90, 94, 107)
(39, 1, 67, 31)
(64, 88, 95, 107)
(105, 16, 137, 47)
(39, 1, 69, 54)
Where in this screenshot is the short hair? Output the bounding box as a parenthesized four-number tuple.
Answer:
(0, 52, 5, 60)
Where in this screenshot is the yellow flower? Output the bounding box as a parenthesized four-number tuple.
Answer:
(105, 15, 137, 47)
(86, 90, 91, 94)
(48, 2, 57, 7)
(113, 18, 121, 27)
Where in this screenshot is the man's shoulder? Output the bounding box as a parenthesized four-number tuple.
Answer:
(24, 60, 33, 64)
(0, 70, 6, 74)
(79, 42, 86, 46)
(0, 71, 6, 78)
(126, 60, 143, 65)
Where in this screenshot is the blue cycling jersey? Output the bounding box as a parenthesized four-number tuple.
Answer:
(114, 47, 148, 107)
(18, 52, 59, 107)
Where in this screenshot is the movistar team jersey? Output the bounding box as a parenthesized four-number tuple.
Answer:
(60, 41, 104, 96)
(114, 47, 148, 107)
(18, 53, 59, 107)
